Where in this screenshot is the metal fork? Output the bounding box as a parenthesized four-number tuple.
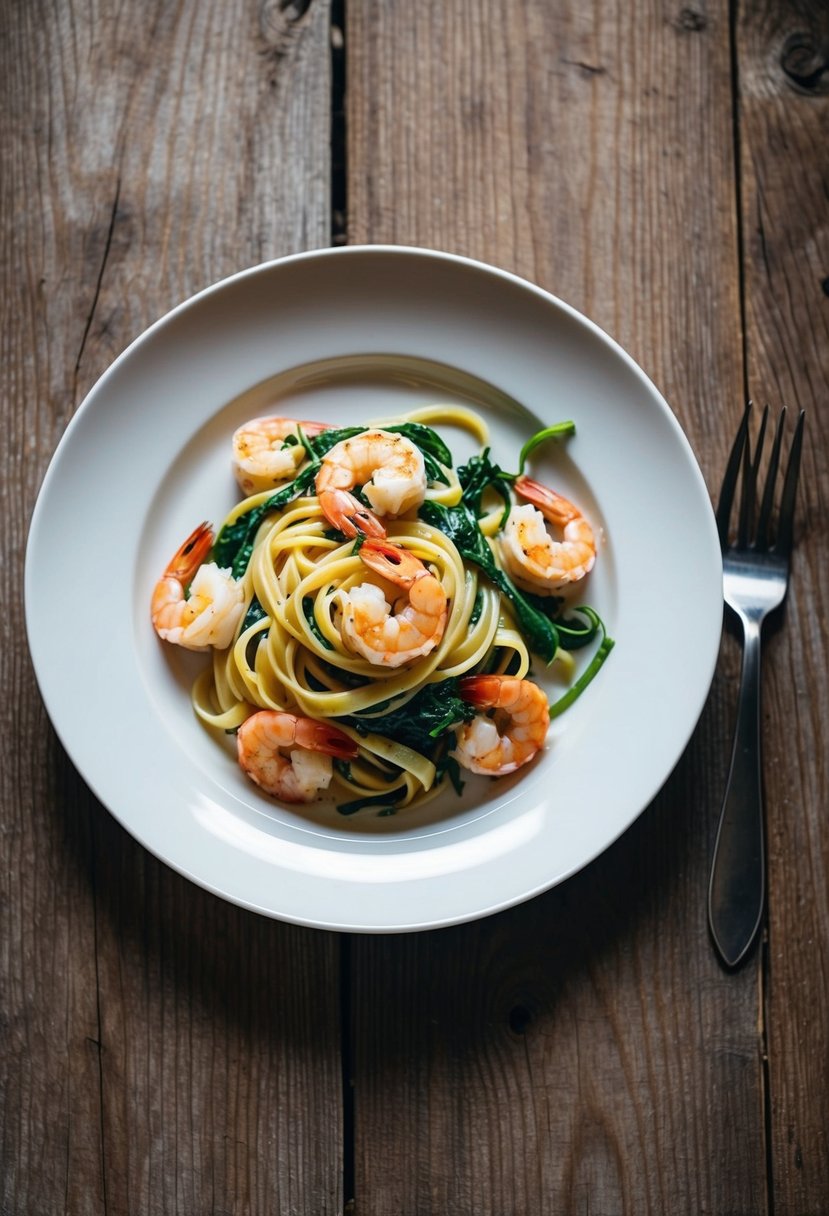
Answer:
(708, 403, 805, 969)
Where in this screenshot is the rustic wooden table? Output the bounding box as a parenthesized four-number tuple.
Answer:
(4, 1, 828, 1212)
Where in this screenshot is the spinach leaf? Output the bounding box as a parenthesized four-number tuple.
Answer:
(457, 447, 515, 520)
(419, 500, 559, 662)
(337, 677, 475, 758)
(337, 786, 408, 816)
(302, 596, 334, 650)
(310, 422, 451, 484)
(550, 605, 604, 651)
(213, 464, 318, 576)
(307, 426, 365, 459)
(469, 589, 484, 628)
(384, 422, 452, 468)
(240, 594, 268, 635)
(520, 596, 608, 653)
(213, 421, 452, 578)
(383, 423, 452, 483)
(435, 751, 466, 797)
(422, 449, 450, 485)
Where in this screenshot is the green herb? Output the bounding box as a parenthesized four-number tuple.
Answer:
(384, 422, 452, 468)
(435, 752, 466, 797)
(213, 464, 318, 576)
(307, 663, 370, 694)
(549, 615, 615, 718)
(337, 786, 407, 816)
(320, 661, 371, 690)
(469, 590, 484, 628)
(521, 596, 605, 654)
(517, 421, 576, 474)
(302, 597, 334, 650)
(553, 605, 605, 651)
(311, 422, 451, 483)
(237, 595, 269, 666)
(322, 527, 354, 545)
(307, 426, 365, 459)
(336, 677, 475, 757)
(457, 447, 515, 521)
(295, 424, 318, 464)
(240, 594, 268, 634)
(419, 500, 559, 662)
(423, 450, 449, 485)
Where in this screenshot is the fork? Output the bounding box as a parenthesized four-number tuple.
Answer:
(708, 403, 805, 969)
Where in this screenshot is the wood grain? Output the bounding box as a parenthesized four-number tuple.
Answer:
(736, 1, 829, 1211)
(1, 2, 339, 1213)
(5, 0, 828, 1211)
(347, 1, 767, 1212)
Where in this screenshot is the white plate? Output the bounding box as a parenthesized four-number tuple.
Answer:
(26, 247, 722, 932)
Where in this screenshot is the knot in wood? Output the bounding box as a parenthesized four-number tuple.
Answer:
(780, 31, 829, 94)
(676, 8, 707, 33)
(508, 1004, 532, 1034)
(258, 0, 313, 61)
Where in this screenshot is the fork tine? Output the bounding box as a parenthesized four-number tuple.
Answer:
(716, 403, 751, 548)
(737, 404, 767, 548)
(755, 407, 784, 550)
(774, 409, 805, 557)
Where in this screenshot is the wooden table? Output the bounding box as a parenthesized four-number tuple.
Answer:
(4, 1, 828, 1212)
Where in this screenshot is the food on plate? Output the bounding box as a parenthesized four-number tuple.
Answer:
(236, 710, 358, 803)
(499, 475, 596, 592)
(232, 416, 331, 496)
(151, 405, 613, 813)
(452, 675, 550, 776)
(315, 428, 427, 537)
(335, 538, 449, 667)
(151, 521, 245, 650)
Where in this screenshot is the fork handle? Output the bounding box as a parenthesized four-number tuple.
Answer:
(708, 617, 765, 968)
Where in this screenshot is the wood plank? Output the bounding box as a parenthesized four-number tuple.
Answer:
(347, 2, 767, 1211)
(1, 2, 339, 1212)
(735, 2, 829, 1211)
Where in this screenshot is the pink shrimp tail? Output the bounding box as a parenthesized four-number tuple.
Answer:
(319, 489, 387, 539)
(163, 522, 214, 581)
(514, 476, 579, 525)
(298, 419, 333, 436)
(294, 718, 360, 760)
(458, 674, 503, 709)
(357, 538, 425, 585)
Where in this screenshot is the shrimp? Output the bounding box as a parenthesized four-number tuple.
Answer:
(335, 539, 448, 667)
(151, 522, 245, 651)
(315, 429, 427, 538)
(452, 675, 550, 776)
(236, 710, 358, 803)
(498, 474, 596, 594)
(232, 416, 331, 495)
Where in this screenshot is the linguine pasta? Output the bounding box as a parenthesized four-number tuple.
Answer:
(162, 404, 611, 815)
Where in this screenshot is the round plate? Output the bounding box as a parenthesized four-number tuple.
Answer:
(25, 246, 722, 932)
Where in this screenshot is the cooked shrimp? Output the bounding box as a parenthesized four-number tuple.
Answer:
(237, 710, 358, 803)
(315, 429, 427, 538)
(499, 474, 596, 594)
(232, 416, 331, 495)
(452, 675, 549, 776)
(335, 539, 448, 667)
(151, 522, 245, 651)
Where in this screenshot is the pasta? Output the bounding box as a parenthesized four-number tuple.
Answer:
(152, 405, 613, 815)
